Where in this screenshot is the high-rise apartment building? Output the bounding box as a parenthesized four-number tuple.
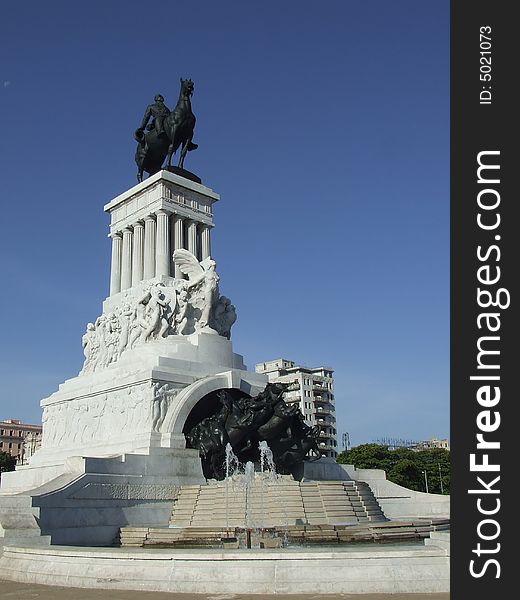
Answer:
(255, 358, 338, 458)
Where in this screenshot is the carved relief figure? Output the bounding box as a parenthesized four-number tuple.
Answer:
(80, 323, 96, 373)
(174, 286, 190, 335)
(151, 381, 178, 432)
(141, 284, 173, 342)
(79, 255, 236, 375)
(117, 303, 135, 359)
(105, 312, 120, 365)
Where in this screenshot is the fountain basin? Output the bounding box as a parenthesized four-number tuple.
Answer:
(0, 535, 450, 595)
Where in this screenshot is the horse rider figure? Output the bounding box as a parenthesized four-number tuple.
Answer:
(138, 94, 170, 148)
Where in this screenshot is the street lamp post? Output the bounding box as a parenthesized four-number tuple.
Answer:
(438, 463, 444, 494)
(422, 470, 429, 494)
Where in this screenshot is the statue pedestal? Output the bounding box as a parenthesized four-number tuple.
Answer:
(163, 165, 201, 184)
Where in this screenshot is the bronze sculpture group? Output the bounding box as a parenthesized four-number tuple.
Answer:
(185, 383, 321, 481)
(135, 78, 198, 182)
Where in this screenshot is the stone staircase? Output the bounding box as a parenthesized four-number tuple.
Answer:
(120, 518, 450, 548)
(0, 495, 51, 547)
(168, 478, 386, 528)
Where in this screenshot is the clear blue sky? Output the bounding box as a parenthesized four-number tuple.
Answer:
(0, 1, 449, 447)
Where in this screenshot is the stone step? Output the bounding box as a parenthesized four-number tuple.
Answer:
(168, 480, 386, 528)
(317, 482, 344, 487)
(0, 495, 35, 509)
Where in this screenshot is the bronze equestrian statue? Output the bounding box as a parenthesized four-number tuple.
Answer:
(134, 78, 198, 183)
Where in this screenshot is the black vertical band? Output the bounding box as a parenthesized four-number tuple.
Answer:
(451, 1, 516, 596)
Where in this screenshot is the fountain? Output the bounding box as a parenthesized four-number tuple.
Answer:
(220, 441, 284, 548)
(259, 440, 276, 478)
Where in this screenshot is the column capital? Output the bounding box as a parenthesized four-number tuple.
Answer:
(109, 230, 123, 239)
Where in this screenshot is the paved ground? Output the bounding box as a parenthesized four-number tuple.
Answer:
(0, 581, 449, 600)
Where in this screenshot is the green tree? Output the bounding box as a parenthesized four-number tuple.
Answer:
(0, 451, 17, 473)
(414, 448, 450, 494)
(388, 459, 423, 490)
(336, 444, 450, 494)
(337, 443, 395, 471)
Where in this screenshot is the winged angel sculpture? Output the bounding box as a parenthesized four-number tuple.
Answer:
(173, 249, 219, 330)
(173, 249, 236, 338)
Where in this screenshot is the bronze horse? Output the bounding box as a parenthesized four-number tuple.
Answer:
(134, 78, 198, 183)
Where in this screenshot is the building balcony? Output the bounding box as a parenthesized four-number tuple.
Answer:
(317, 431, 336, 440)
(285, 382, 300, 392)
(318, 441, 336, 451)
(313, 395, 329, 404)
(312, 384, 329, 393)
(284, 396, 301, 405)
(315, 403, 335, 414)
(316, 417, 335, 426)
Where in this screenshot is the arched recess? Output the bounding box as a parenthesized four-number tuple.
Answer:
(161, 370, 266, 436)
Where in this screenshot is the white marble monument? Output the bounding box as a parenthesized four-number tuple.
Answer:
(0, 171, 266, 543)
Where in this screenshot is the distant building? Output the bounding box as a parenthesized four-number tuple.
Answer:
(0, 419, 42, 464)
(373, 437, 450, 451)
(413, 438, 450, 451)
(255, 358, 338, 458)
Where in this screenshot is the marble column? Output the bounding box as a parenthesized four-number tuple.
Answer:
(173, 214, 184, 279)
(187, 220, 198, 257)
(143, 215, 156, 279)
(131, 221, 145, 285)
(155, 210, 170, 278)
(201, 224, 211, 259)
(121, 227, 133, 290)
(109, 232, 123, 296)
